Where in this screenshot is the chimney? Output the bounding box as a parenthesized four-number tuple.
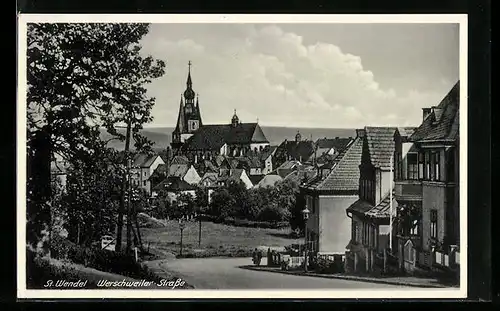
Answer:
(422, 108, 432, 121)
(356, 129, 366, 138)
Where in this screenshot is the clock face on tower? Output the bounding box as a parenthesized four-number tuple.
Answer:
(189, 120, 199, 132)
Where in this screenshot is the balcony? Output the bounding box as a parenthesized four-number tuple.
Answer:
(395, 180, 422, 201)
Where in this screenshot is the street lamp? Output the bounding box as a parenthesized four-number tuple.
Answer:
(179, 218, 186, 257)
(302, 205, 311, 272)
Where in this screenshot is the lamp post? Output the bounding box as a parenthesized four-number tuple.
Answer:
(179, 218, 186, 257)
(302, 205, 311, 272)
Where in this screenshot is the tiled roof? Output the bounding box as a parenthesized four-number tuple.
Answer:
(171, 155, 190, 165)
(168, 164, 189, 178)
(259, 146, 277, 161)
(248, 174, 265, 186)
(347, 191, 397, 219)
(410, 81, 460, 142)
(154, 164, 168, 175)
(315, 137, 353, 151)
(256, 174, 283, 188)
(365, 191, 398, 219)
(200, 172, 219, 186)
(182, 123, 269, 151)
(153, 176, 197, 192)
(303, 136, 363, 192)
(397, 127, 418, 138)
(365, 127, 397, 170)
(277, 160, 301, 170)
(132, 153, 159, 168)
(276, 140, 316, 162)
(346, 199, 373, 215)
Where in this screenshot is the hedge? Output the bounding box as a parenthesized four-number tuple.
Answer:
(198, 214, 289, 229)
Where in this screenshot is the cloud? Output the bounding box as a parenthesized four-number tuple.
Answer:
(140, 24, 456, 129)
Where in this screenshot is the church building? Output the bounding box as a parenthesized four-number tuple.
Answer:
(171, 62, 270, 163)
(171, 61, 203, 152)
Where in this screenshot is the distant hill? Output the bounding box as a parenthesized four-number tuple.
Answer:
(100, 126, 357, 151)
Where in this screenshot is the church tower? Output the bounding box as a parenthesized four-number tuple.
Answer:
(171, 61, 203, 153)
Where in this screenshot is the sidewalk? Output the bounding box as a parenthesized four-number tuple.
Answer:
(242, 265, 456, 288)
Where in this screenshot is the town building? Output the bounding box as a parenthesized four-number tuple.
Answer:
(315, 137, 354, 163)
(170, 63, 271, 162)
(130, 153, 165, 195)
(274, 131, 316, 168)
(300, 132, 362, 256)
(171, 61, 203, 153)
(216, 168, 254, 190)
(393, 81, 460, 275)
(152, 176, 197, 204)
(344, 126, 415, 274)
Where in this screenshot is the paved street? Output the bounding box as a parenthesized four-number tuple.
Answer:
(146, 257, 413, 289)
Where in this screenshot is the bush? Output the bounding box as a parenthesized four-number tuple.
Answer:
(26, 248, 99, 289)
(313, 256, 345, 274)
(223, 217, 289, 229)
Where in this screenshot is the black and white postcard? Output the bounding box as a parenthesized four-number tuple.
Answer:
(17, 14, 468, 299)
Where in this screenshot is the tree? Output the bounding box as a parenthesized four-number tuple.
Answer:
(26, 23, 165, 254)
(194, 186, 209, 214)
(209, 189, 236, 221)
(177, 192, 195, 218)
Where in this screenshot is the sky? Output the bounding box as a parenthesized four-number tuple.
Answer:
(139, 23, 459, 129)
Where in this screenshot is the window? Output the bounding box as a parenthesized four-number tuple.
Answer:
(143, 171, 147, 177)
(396, 152, 403, 180)
(424, 152, 431, 180)
(418, 153, 425, 179)
(446, 148, 456, 182)
(430, 210, 438, 239)
(407, 153, 418, 180)
(433, 151, 441, 181)
(143, 180, 147, 186)
(410, 219, 419, 236)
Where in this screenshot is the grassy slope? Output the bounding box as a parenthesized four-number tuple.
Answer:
(139, 220, 301, 259)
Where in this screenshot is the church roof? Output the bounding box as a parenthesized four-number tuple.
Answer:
(410, 81, 460, 143)
(181, 123, 269, 151)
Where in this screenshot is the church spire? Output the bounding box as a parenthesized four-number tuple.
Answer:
(184, 61, 195, 101)
(186, 60, 193, 87)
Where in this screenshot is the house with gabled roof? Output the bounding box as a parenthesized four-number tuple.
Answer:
(152, 176, 197, 204)
(299, 130, 363, 256)
(167, 163, 201, 186)
(344, 126, 403, 274)
(217, 168, 253, 190)
(393, 81, 460, 275)
(130, 153, 165, 195)
(274, 131, 316, 169)
(315, 137, 354, 158)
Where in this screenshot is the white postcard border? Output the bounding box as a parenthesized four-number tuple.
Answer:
(16, 13, 468, 299)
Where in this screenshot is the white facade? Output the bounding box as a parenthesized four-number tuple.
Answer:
(131, 156, 165, 195)
(239, 170, 254, 189)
